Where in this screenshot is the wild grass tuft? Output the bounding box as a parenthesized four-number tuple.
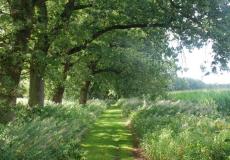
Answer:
(121, 90, 230, 160)
(0, 100, 106, 160)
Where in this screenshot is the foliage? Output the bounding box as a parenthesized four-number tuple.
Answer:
(60, 29, 176, 101)
(0, 100, 106, 160)
(1, 0, 230, 106)
(138, 115, 230, 160)
(170, 77, 206, 90)
(170, 77, 230, 91)
(1, 0, 230, 158)
(121, 91, 230, 160)
(117, 98, 146, 117)
(168, 89, 230, 115)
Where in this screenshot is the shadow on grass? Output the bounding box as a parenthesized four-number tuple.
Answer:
(81, 107, 134, 160)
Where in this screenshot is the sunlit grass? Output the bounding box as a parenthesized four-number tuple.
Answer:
(82, 106, 134, 160)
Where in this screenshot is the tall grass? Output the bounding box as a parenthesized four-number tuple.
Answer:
(0, 100, 106, 160)
(168, 89, 230, 115)
(121, 91, 230, 160)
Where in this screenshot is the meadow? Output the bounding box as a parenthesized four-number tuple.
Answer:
(120, 89, 230, 160)
(1, 90, 230, 160)
(168, 89, 230, 115)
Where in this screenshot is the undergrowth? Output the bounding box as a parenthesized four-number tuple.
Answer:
(120, 94, 230, 160)
(0, 100, 106, 160)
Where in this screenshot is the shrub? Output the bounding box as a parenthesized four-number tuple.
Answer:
(120, 96, 230, 160)
(0, 100, 106, 160)
(131, 103, 230, 160)
(118, 98, 146, 117)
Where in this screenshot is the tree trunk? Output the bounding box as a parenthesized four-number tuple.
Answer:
(52, 61, 71, 104)
(52, 86, 65, 104)
(79, 80, 91, 105)
(0, 1, 34, 106)
(0, 68, 20, 122)
(1, 68, 22, 106)
(28, 0, 48, 107)
(28, 62, 45, 107)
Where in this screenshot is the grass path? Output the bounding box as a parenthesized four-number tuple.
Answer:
(81, 106, 134, 160)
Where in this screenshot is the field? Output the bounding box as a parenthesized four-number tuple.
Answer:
(1, 1, 229, 159)
(1, 90, 230, 160)
(168, 89, 230, 115)
(120, 89, 230, 160)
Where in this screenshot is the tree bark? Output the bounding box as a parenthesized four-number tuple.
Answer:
(79, 80, 91, 105)
(28, 62, 45, 107)
(1, 69, 22, 105)
(28, 0, 48, 107)
(52, 61, 71, 104)
(52, 86, 65, 104)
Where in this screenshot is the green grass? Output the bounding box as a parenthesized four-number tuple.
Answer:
(169, 89, 230, 103)
(0, 100, 107, 160)
(81, 106, 134, 160)
(168, 89, 230, 115)
(120, 96, 230, 160)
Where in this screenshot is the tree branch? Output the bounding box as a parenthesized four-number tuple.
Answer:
(50, 0, 92, 38)
(74, 4, 93, 10)
(67, 19, 173, 55)
(93, 68, 121, 75)
(86, 57, 120, 76)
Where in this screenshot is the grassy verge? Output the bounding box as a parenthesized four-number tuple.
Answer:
(81, 106, 134, 160)
(0, 100, 106, 160)
(120, 97, 230, 160)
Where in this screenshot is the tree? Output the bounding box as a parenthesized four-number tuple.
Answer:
(51, 0, 229, 104)
(28, 0, 92, 106)
(0, 0, 34, 105)
(58, 29, 176, 104)
(28, 0, 48, 107)
(170, 78, 206, 90)
(1, 0, 229, 106)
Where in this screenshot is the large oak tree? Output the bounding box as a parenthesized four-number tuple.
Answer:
(0, 0, 229, 106)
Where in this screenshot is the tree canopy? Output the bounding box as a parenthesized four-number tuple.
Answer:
(0, 0, 229, 106)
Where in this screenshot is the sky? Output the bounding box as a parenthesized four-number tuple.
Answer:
(177, 44, 230, 84)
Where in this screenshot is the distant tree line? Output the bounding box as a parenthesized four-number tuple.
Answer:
(170, 77, 230, 91)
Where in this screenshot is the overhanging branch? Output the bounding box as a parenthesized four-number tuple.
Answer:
(49, 0, 92, 42)
(67, 19, 173, 55)
(93, 68, 121, 75)
(74, 4, 93, 10)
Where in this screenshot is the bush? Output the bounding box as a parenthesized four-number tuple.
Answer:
(119, 96, 230, 160)
(137, 115, 230, 160)
(118, 98, 146, 117)
(0, 100, 106, 160)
